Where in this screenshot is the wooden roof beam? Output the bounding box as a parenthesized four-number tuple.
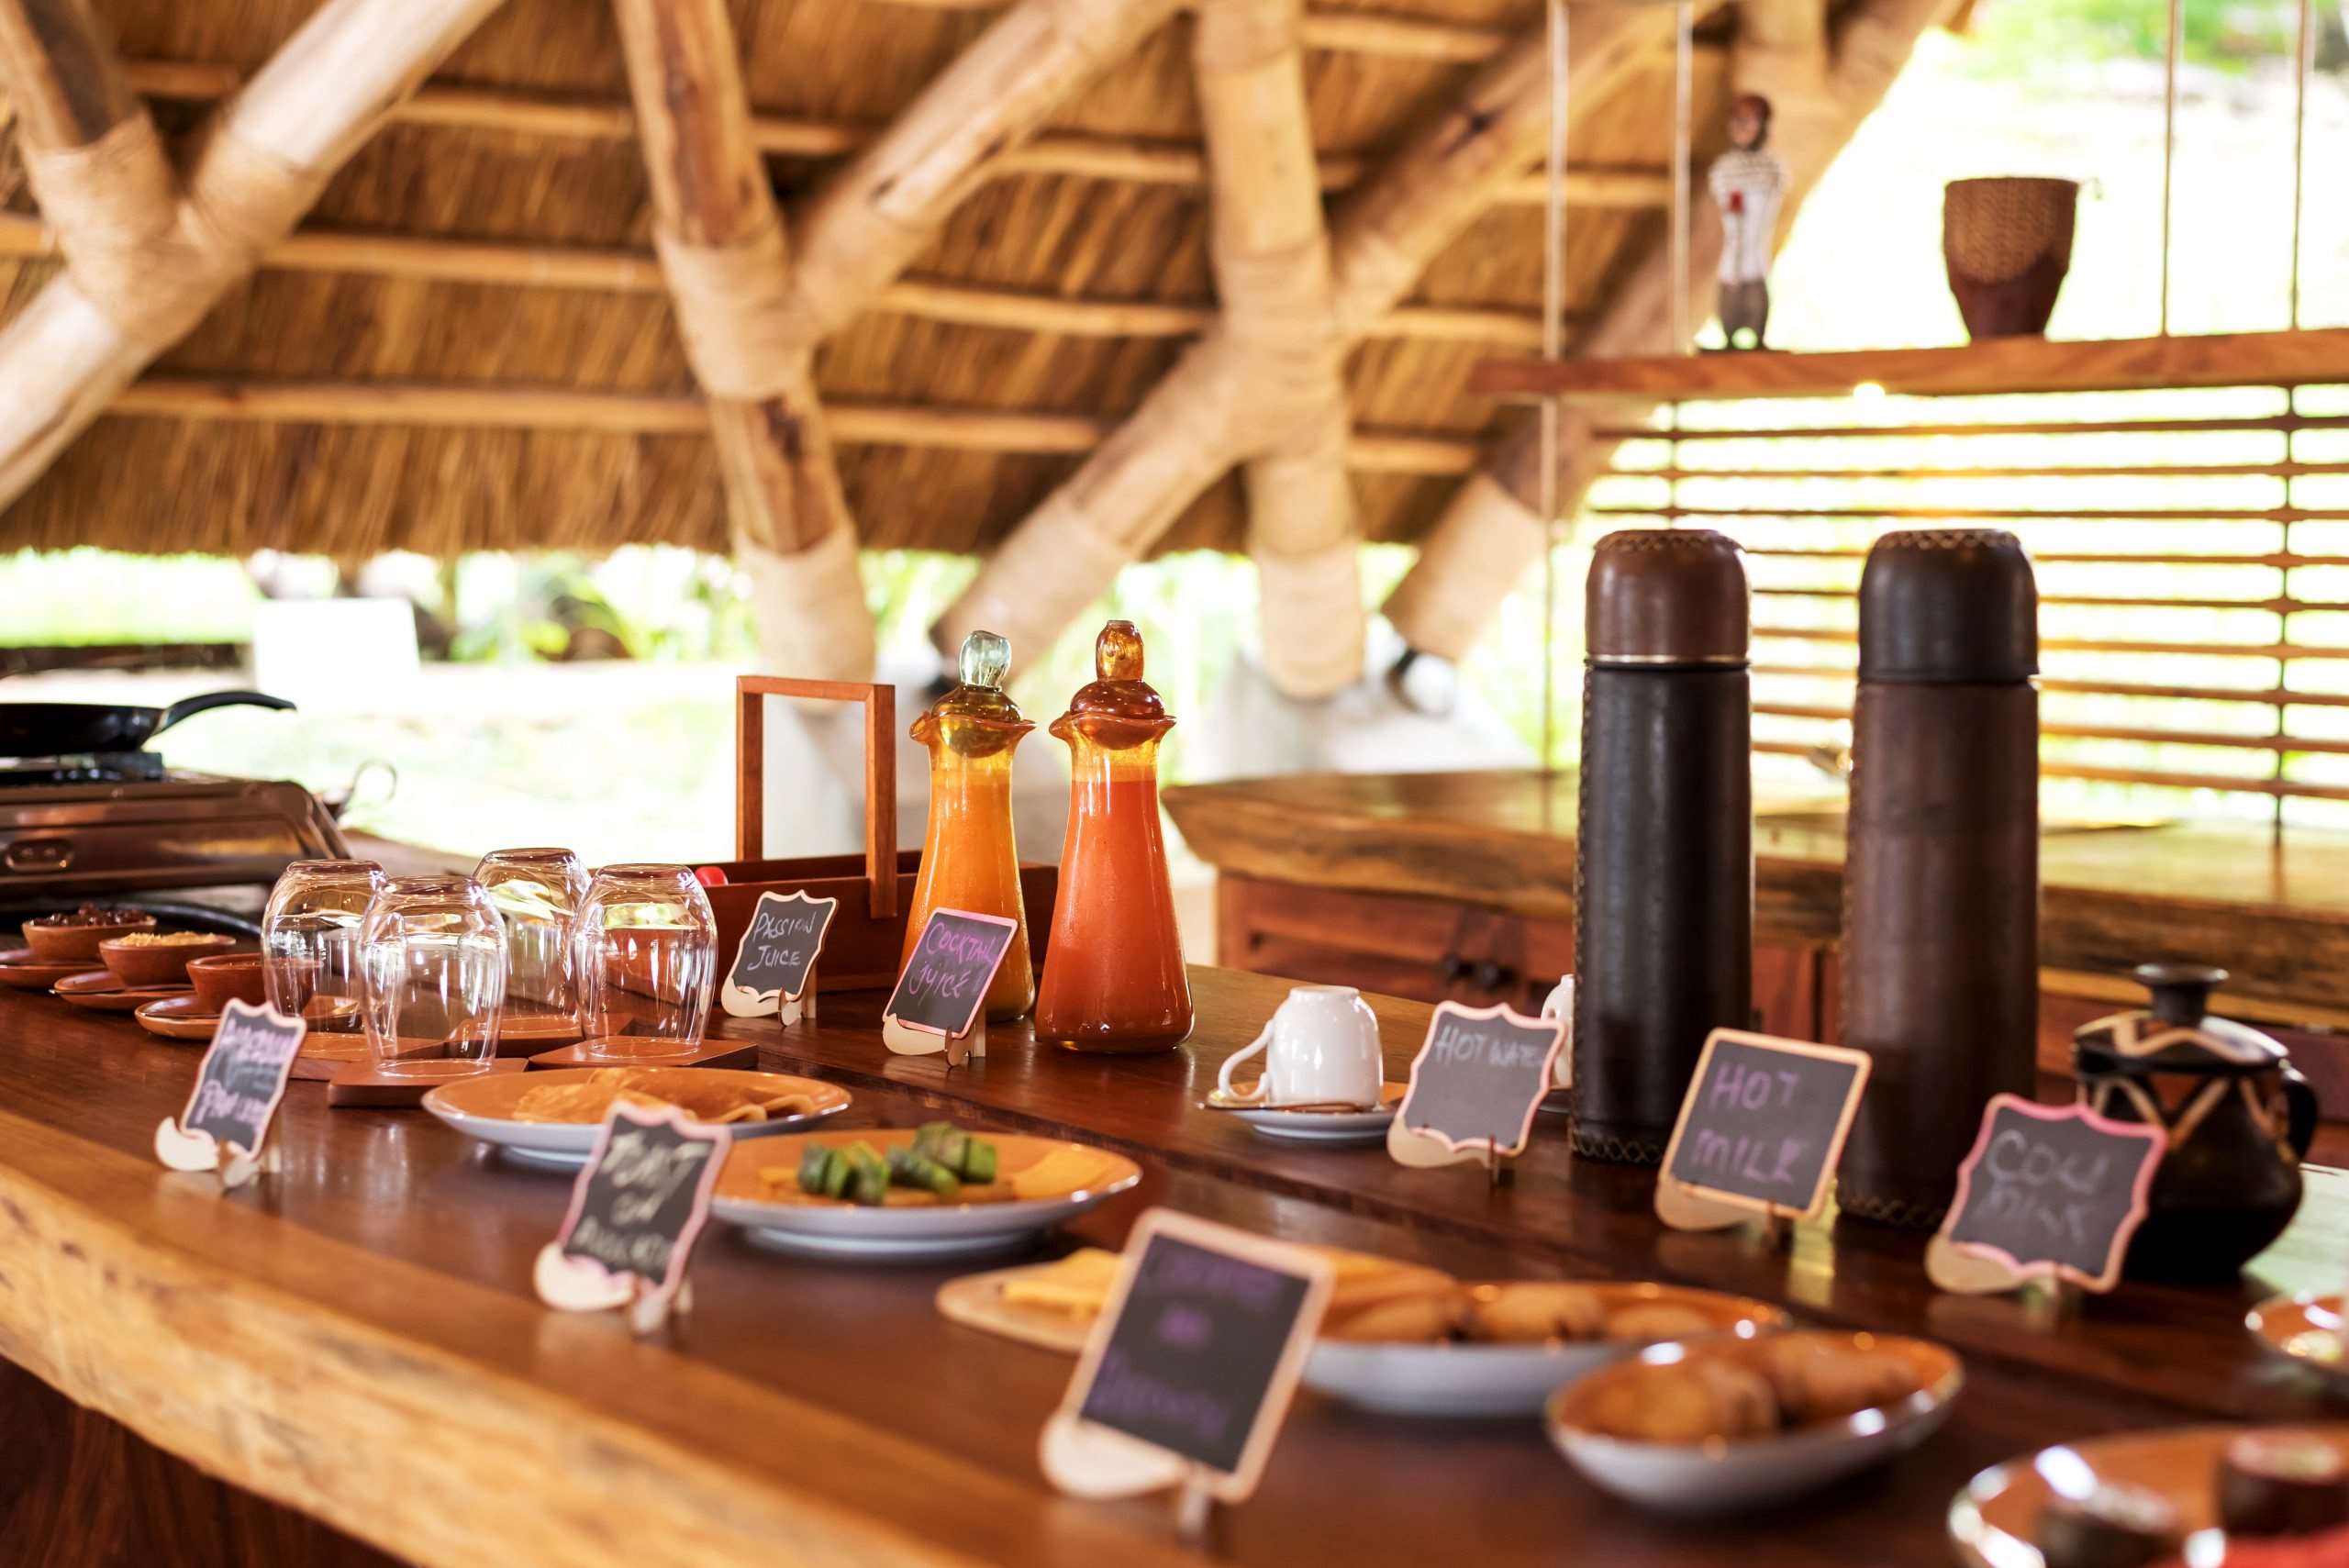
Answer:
(112, 58, 1680, 211)
(935, 1, 1680, 670)
(1381, 0, 1955, 662)
(0, 0, 173, 331)
(1197, 0, 1363, 697)
(0, 0, 515, 515)
(609, 0, 872, 684)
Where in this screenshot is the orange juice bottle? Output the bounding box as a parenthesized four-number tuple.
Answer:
(901, 630, 1036, 1021)
(1034, 621, 1192, 1052)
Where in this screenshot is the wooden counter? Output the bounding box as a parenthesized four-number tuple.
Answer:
(1164, 769, 2349, 1022)
(6, 966, 2349, 1567)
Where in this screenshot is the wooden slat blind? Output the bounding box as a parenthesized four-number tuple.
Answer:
(1581, 384, 2349, 827)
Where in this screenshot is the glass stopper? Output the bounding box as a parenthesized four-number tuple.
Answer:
(1096, 620, 1144, 682)
(959, 628, 1011, 690)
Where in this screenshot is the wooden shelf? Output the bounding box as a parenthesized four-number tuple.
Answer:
(1470, 326, 2349, 403)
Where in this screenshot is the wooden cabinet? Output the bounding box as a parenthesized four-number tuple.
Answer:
(1215, 874, 1828, 1039)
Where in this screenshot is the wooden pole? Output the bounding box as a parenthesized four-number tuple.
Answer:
(609, 0, 873, 684)
(937, 3, 1677, 671)
(0, 0, 173, 349)
(1197, 0, 1361, 697)
(113, 57, 1680, 210)
(1383, 0, 1951, 662)
(0, 211, 1558, 348)
(778, 0, 1186, 352)
(95, 375, 1481, 474)
(0, 0, 515, 513)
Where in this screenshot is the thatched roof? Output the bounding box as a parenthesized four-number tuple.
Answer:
(0, 0, 1739, 562)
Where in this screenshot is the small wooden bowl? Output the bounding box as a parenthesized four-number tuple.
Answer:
(187, 951, 267, 1011)
(21, 912, 155, 962)
(100, 933, 236, 988)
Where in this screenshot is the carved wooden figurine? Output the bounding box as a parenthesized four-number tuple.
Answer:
(1709, 94, 1788, 350)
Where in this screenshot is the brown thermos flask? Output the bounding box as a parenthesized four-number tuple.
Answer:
(1573, 529, 1753, 1163)
(1838, 529, 2040, 1227)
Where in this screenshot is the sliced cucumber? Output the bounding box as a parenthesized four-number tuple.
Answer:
(961, 1139, 997, 1184)
(796, 1144, 834, 1195)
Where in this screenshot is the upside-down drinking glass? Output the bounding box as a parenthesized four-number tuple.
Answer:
(359, 876, 506, 1078)
(261, 859, 385, 1033)
(572, 864, 716, 1061)
(473, 847, 588, 1040)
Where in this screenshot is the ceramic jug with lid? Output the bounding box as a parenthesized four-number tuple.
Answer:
(2073, 962, 2318, 1281)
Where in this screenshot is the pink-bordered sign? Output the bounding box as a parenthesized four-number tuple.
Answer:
(153, 998, 308, 1186)
(534, 1100, 730, 1328)
(1390, 999, 1564, 1164)
(1930, 1093, 2167, 1296)
(885, 907, 1019, 1040)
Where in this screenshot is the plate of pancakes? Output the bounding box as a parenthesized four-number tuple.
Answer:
(424, 1065, 851, 1170)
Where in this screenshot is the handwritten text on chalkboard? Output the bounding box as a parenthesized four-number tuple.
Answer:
(1937, 1095, 2166, 1293)
(1660, 1031, 1871, 1219)
(550, 1103, 729, 1300)
(885, 908, 1018, 1038)
(1050, 1210, 1333, 1503)
(154, 1000, 308, 1179)
(722, 890, 838, 1014)
(1395, 1001, 1564, 1157)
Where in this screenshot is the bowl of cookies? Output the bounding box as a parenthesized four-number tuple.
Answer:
(1306, 1278, 1789, 1418)
(1546, 1329, 1962, 1510)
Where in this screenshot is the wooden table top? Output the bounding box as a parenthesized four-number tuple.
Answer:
(6, 964, 2346, 1568)
(1163, 769, 2349, 1016)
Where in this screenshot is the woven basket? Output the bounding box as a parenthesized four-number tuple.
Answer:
(1943, 175, 2078, 339)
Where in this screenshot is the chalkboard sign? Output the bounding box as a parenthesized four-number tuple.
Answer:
(720, 890, 838, 1016)
(885, 908, 1018, 1039)
(154, 999, 307, 1178)
(1658, 1030, 1872, 1221)
(1394, 1001, 1564, 1158)
(1052, 1210, 1333, 1503)
(542, 1102, 729, 1308)
(1935, 1094, 2166, 1293)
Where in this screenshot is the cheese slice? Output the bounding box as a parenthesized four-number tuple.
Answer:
(999, 1248, 1123, 1317)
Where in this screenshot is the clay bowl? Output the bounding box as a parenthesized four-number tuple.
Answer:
(21, 911, 155, 962)
(100, 933, 236, 988)
(187, 951, 267, 1011)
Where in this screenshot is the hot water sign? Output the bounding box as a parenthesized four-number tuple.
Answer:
(1928, 1095, 2167, 1296)
(1389, 1000, 1564, 1167)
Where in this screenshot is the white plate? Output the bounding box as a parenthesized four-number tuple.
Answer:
(1548, 1332, 1964, 1512)
(709, 1129, 1142, 1263)
(2247, 1291, 2349, 1389)
(1305, 1283, 1787, 1418)
(422, 1067, 850, 1171)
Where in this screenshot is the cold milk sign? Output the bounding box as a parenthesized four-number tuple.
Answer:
(1927, 1095, 2167, 1296)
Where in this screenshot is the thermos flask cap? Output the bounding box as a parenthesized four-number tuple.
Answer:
(1586, 529, 1750, 666)
(1857, 529, 2038, 683)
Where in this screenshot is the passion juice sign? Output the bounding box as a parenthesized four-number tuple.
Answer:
(720, 890, 839, 1018)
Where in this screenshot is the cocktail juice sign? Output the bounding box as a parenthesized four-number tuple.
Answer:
(882, 907, 1018, 1062)
(153, 999, 307, 1187)
(534, 1101, 729, 1333)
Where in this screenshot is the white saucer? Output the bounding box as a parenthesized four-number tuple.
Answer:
(1204, 1083, 1403, 1142)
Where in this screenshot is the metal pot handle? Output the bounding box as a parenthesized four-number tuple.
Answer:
(155, 689, 295, 735)
(2281, 1062, 2320, 1160)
